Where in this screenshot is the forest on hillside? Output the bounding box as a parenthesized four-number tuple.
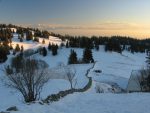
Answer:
(0, 24, 150, 63)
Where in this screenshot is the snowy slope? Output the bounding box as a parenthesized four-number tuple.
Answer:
(0, 36, 148, 113)
(11, 33, 62, 50)
(9, 93, 150, 113)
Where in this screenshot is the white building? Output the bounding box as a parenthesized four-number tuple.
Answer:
(127, 70, 149, 92)
(127, 70, 141, 92)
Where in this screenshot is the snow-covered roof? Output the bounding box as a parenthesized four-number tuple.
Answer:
(127, 69, 148, 92)
(127, 70, 141, 92)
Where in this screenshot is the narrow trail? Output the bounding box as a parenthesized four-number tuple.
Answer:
(83, 62, 96, 91)
(85, 62, 96, 78)
(44, 62, 96, 103)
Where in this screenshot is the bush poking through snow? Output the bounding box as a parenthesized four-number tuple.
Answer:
(94, 70, 102, 73)
(4, 57, 50, 102)
(95, 85, 104, 93)
(6, 106, 18, 111)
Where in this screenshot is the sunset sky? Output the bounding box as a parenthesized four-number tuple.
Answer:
(0, 0, 150, 38)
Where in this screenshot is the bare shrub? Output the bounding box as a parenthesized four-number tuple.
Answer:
(4, 57, 50, 102)
(65, 67, 77, 89)
(95, 84, 104, 93)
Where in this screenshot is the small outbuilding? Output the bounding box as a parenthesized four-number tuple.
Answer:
(127, 70, 141, 92)
(127, 70, 149, 92)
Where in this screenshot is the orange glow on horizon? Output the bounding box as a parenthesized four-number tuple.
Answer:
(50, 29, 150, 39)
(29, 21, 150, 39)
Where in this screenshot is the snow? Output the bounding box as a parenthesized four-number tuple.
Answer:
(41, 79, 70, 98)
(0, 35, 148, 113)
(11, 33, 62, 50)
(4, 93, 150, 113)
(88, 46, 146, 90)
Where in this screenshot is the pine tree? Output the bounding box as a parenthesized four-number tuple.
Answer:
(95, 45, 99, 51)
(51, 44, 58, 56)
(68, 49, 78, 64)
(82, 48, 94, 63)
(3, 42, 10, 55)
(0, 45, 8, 63)
(105, 40, 122, 53)
(42, 47, 47, 57)
(66, 41, 69, 48)
(48, 42, 51, 51)
(26, 31, 33, 41)
(15, 44, 20, 52)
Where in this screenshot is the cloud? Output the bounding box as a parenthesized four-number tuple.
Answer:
(96, 21, 136, 30)
(25, 21, 150, 31)
(29, 24, 85, 30)
(97, 21, 150, 30)
(19, 22, 150, 39)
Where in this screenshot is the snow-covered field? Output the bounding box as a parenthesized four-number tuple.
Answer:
(12, 33, 62, 50)
(12, 93, 150, 113)
(0, 34, 149, 113)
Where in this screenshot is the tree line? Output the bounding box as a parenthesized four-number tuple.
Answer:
(63, 35, 149, 54)
(1, 24, 150, 63)
(0, 24, 53, 63)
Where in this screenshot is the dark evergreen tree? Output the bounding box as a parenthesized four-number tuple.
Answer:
(95, 45, 99, 51)
(42, 30, 50, 38)
(48, 42, 51, 51)
(42, 47, 47, 57)
(0, 46, 8, 63)
(105, 40, 122, 53)
(34, 29, 42, 37)
(68, 49, 78, 64)
(60, 43, 65, 49)
(82, 48, 94, 63)
(66, 41, 69, 48)
(122, 44, 126, 51)
(51, 44, 58, 56)
(26, 31, 33, 41)
(2, 42, 10, 55)
(0, 28, 13, 43)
